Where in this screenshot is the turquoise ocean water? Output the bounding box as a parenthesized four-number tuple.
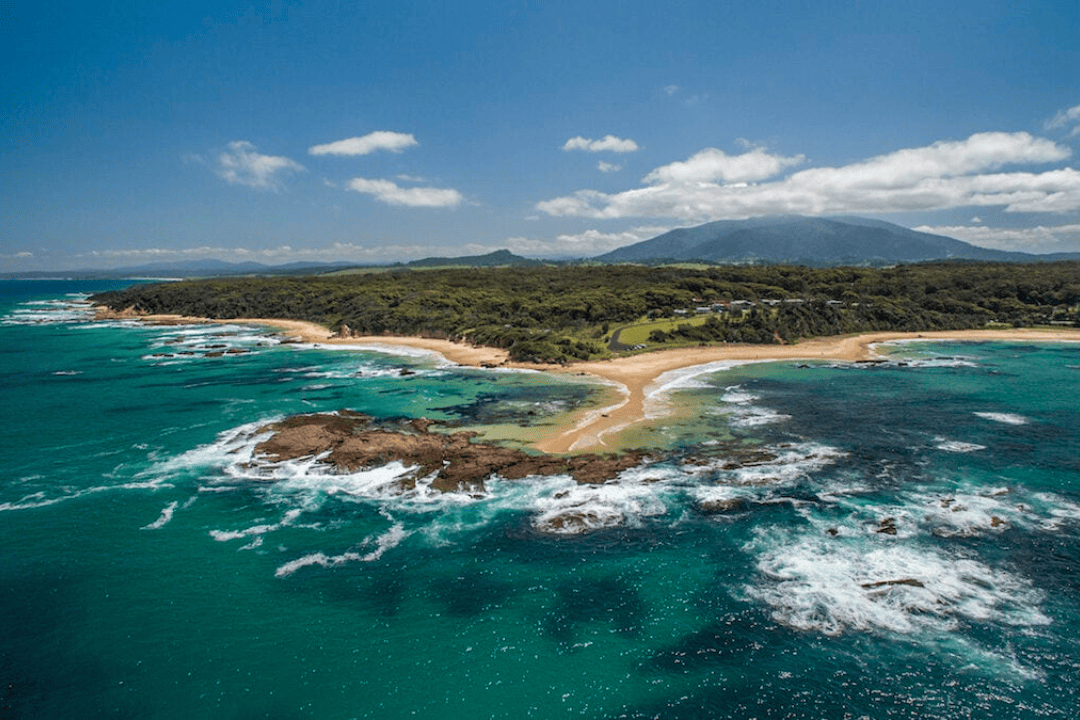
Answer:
(3, 279, 1080, 719)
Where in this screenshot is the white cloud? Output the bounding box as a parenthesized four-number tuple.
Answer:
(643, 146, 804, 185)
(503, 225, 670, 256)
(215, 141, 304, 191)
(346, 177, 463, 208)
(537, 132, 1077, 221)
(598, 161, 622, 173)
(1046, 104, 1080, 130)
(913, 223, 1080, 252)
(562, 135, 639, 153)
(308, 131, 419, 156)
(663, 85, 680, 96)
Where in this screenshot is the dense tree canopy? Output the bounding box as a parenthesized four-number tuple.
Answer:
(92, 263, 1080, 362)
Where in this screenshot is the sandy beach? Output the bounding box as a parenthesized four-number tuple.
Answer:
(96, 308, 1080, 454)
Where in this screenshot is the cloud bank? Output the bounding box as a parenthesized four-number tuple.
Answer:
(914, 222, 1080, 252)
(537, 132, 1077, 221)
(216, 141, 304, 190)
(309, 131, 419, 156)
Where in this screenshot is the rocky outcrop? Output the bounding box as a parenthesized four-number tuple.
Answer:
(254, 412, 646, 492)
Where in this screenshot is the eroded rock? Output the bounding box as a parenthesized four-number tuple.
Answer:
(253, 411, 646, 492)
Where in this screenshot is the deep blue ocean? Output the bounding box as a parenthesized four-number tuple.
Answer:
(3, 279, 1080, 719)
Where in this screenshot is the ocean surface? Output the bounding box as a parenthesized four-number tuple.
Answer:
(3, 279, 1080, 719)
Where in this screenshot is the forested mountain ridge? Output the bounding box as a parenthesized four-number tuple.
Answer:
(91, 263, 1080, 363)
(595, 216, 1068, 265)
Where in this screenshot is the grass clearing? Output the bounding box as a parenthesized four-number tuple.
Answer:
(616, 315, 716, 345)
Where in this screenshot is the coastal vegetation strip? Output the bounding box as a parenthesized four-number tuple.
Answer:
(91, 262, 1080, 363)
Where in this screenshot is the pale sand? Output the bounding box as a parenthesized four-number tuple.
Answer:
(95, 309, 1080, 454)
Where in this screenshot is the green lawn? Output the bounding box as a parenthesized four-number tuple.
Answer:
(615, 315, 716, 345)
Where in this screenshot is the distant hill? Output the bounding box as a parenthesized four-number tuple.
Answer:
(406, 249, 543, 268)
(1, 250, 544, 280)
(1, 259, 358, 280)
(594, 215, 1076, 266)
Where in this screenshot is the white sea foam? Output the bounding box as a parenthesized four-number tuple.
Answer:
(0, 492, 70, 512)
(934, 438, 987, 453)
(643, 361, 759, 419)
(974, 412, 1029, 425)
(1, 296, 97, 325)
(312, 341, 453, 367)
(528, 472, 671, 534)
(151, 418, 281, 482)
(142, 500, 179, 529)
(274, 523, 410, 577)
(141, 325, 276, 361)
(872, 340, 980, 366)
(707, 384, 791, 428)
(720, 387, 757, 404)
(209, 508, 305, 548)
(744, 530, 1050, 636)
(904, 357, 979, 368)
(686, 442, 844, 488)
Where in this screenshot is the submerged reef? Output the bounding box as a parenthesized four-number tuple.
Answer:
(254, 411, 646, 491)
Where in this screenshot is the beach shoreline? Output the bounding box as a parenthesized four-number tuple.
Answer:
(94, 308, 1080, 454)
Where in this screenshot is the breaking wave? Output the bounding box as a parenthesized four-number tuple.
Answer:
(744, 530, 1050, 636)
(1, 295, 97, 325)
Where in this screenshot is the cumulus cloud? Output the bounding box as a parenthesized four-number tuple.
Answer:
(644, 146, 804, 185)
(537, 132, 1077, 221)
(346, 177, 463, 208)
(309, 131, 419, 156)
(215, 141, 304, 190)
(598, 161, 622, 173)
(914, 222, 1080, 252)
(562, 135, 639, 153)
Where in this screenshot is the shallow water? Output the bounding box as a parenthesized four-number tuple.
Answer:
(3, 280, 1080, 719)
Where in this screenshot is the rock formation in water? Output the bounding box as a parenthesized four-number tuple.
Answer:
(253, 411, 646, 491)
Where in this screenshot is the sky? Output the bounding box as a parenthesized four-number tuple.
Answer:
(4, 0, 1080, 271)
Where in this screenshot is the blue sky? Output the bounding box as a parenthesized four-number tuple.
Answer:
(4, 0, 1080, 270)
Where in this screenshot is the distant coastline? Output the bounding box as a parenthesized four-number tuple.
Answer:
(94, 306, 1080, 455)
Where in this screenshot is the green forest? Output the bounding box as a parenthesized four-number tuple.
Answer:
(91, 262, 1080, 363)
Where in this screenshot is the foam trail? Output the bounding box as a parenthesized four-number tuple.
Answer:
(974, 412, 1029, 425)
(142, 501, 179, 530)
(0, 478, 175, 513)
(209, 508, 304, 548)
(935, 438, 986, 453)
(275, 523, 410, 577)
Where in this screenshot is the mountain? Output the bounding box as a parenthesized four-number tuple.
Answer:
(406, 249, 543, 268)
(594, 216, 1065, 266)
